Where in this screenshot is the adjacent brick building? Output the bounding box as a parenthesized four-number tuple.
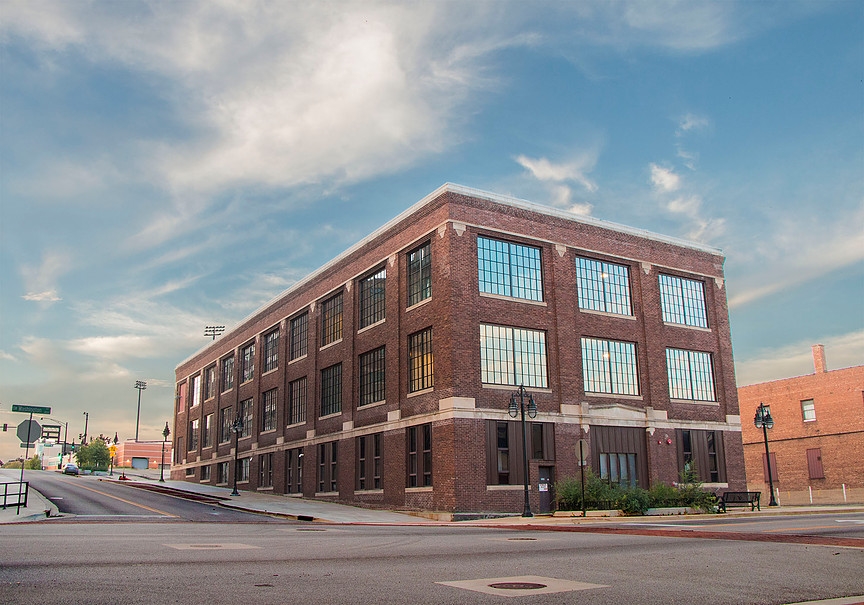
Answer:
(739, 345, 864, 503)
(172, 184, 746, 514)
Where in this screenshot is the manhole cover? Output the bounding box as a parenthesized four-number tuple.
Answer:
(489, 582, 547, 590)
(507, 537, 537, 541)
(297, 528, 326, 532)
(189, 544, 222, 548)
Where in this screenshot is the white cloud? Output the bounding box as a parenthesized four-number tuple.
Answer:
(20, 251, 69, 304)
(0, 350, 17, 362)
(735, 329, 864, 386)
(676, 113, 710, 136)
(22, 290, 62, 302)
(650, 164, 681, 193)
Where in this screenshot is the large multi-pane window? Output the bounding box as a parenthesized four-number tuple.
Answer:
(320, 364, 342, 416)
(236, 457, 250, 483)
(286, 447, 303, 494)
(357, 433, 382, 490)
(201, 465, 211, 481)
(204, 365, 217, 400)
(477, 236, 543, 302)
(288, 377, 307, 425)
(259, 452, 273, 488)
(359, 347, 386, 406)
(407, 424, 432, 488)
(221, 356, 234, 392)
(261, 388, 277, 432)
(659, 274, 708, 328)
(219, 407, 232, 443)
(318, 441, 338, 493)
(202, 413, 213, 448)
(576, 256, 632, 316)
(359, 268, 386, 328)
(191, 374, 201, 407)
(407, 242, 431, 306)
(241, 343, 255, 383)
(480, 324, 548, 388)
(263, 329, 279, 373)
(290, 312, 308, 360)
(408, 328, 434, 393)
(599, 453, 638, 488)
(188, 419, 199, 451)
(177, 382, 187, 413)
(239, 398, 253, 438)
(679, 429, 724, 483)
(581, 337, 639, 396)
(217, 461, 229, 484)
(666, 348, 716, 401)
(486, 421, 553, 485)
(321, 293, 343, 346)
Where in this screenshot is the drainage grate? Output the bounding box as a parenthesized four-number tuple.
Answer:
(489, 582, 547, 590)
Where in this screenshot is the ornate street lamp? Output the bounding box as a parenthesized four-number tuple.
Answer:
(160, 422, 170, 482)
(230, 416, 244, 496)
(134, 380, 147, 442)
(509, 385, 537, 518)
(754, 402, 778, 506)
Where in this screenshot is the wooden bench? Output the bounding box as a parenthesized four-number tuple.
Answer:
(717, 491, 761, 512)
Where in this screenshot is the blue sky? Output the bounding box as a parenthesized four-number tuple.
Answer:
(1, 1, 862, 461)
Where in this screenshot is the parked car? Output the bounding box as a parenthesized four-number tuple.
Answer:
(62, 463, 79, 475)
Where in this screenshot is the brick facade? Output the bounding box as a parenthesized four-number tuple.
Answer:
(739, 345, 864, 500)
(173, 184, 746, 513)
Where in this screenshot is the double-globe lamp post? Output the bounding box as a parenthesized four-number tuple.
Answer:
(230, 416, 244, 496)
(160, 422, 171, 482)
(754, 402, 779, 507)
(509, 385, 537, 518)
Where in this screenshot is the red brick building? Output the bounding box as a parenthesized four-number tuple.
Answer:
(739, 345, 864, 504)
(173, 184, 746, 513)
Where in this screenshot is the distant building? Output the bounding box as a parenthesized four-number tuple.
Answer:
(114, 440, 172, 470)
(739, 345, 864, 504)
(173, 184, 746, 514)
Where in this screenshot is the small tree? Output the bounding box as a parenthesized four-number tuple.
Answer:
(76, 439, 111, 471)
(24, 455, 42, 470)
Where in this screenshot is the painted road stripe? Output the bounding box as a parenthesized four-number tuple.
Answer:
(75, 483, 178, 518)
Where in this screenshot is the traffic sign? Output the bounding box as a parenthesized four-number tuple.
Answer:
(11, 404, 51, 415)
(20, 443, 35, 448)
(42, 424, 62, 440)
(17, 420, 41, 443)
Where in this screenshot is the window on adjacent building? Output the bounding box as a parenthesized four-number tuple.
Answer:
(321, 364, 342, 416)
(659, 274, 708, 328)
(188, 419, 199, 451)
(259, 453, 273, 488)
(290, 312, 308, 360)
(359, 347, 386, 406)
(286, 447, 303, 494)
(408, 328, 434, 393)
(575, 256, 633, 316)
(219, 407, 232, 443)
(204, 365, 217, 400)
(288, 377, 307, 425)
(201, 465, 211, 481)
(263, 329, 279, 373)
(174, 437, 184, 463)
(407, 242, 431, 307)
(239, 398, 253, 438)
(581, 337, 639, 396)
(261, 388, 277, 432)
(486, 421, 554, 485)
(191, 374, 201, 407)
(177, 382, 187, 413)
(480, 324, 548, 388)
(221, 356, 234, 392)
(202, 413, 213, 448)
(407, 424, 432, 487)
(237, 457, 250, 483)
(186, 467, 195, 477)
(666, 348, 716, 401)
(801, 399, 816, 422)
(318, 441, 338, 493)
(477, 236, 543, 302)
(241, 343, 255, 383)
(357, 433, 382, 490)
(321, 293, 343, 346)
(217, 461, 229, 484)
(806, 448, 824, 479)
(678, 429, 725, 483)
(359, 268, 386, 328)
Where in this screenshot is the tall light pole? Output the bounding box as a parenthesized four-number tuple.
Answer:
(134, 380, 147, 441)
(230, 416, 244, 496)
(82, 411, 89, 445)
(204, 325, 225, 340)
(42, 417, 69, 467)
(509, 385, 537, 518)
(160, 422, 170, 482)
(754, 402, 779, 507)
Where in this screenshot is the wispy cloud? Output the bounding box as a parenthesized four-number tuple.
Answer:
(649, 164, 681, 193)
(735, 329, 864, 386)
(648, 162, 725, 242)
(20, 250, 69, 304)
(516, 151, 599, 213)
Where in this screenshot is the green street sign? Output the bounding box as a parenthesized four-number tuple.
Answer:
(11, 404, 51, 415)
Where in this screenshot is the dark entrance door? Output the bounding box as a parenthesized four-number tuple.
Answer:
(538, 466, 554, 513)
